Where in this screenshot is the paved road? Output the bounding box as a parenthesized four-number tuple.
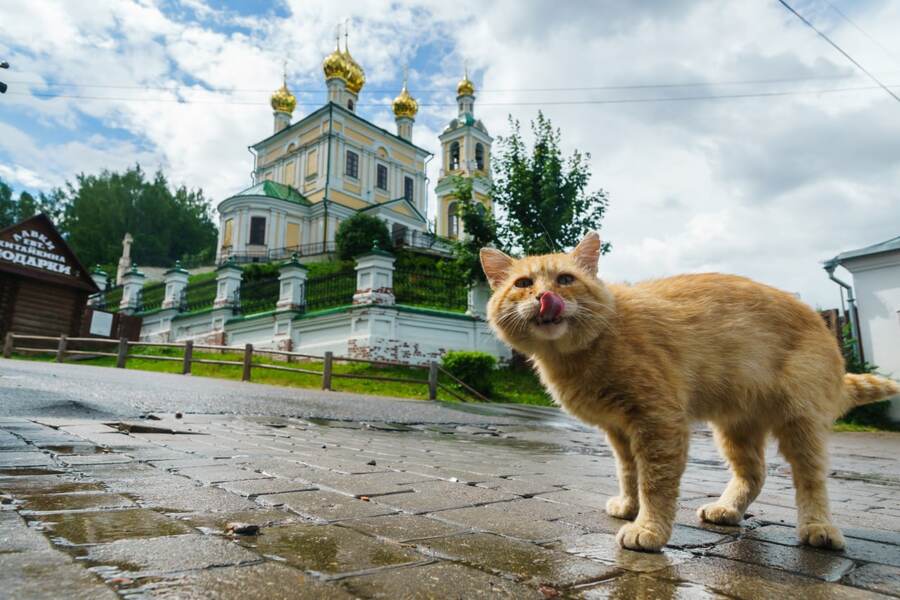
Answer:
(0, 359, 571, 426)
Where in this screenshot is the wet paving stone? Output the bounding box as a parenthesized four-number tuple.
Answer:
(20, 492, 137, 513)
(660, 556, 886, 599)
(0, 510, 54, 552)
(176, 508, 303, 533)
(258, 490, 397, 521)
(341, 514, 468, 542)
(0, 451, 55, 468)
(840, 562, 900, 597)
(667, 525, 735, 549)
(175, 465, 271, 485)
(415, 532, 620, 587)
(0, 550, 119, 600)
(297, 469, 439, 498)
(434, 503, 585, 542)
(37, 508, 194, 544)
(0, 475, 106, 496)
(113, 477, 258, 513)
(83, 533, 261, 577)
(217, 477, 318, 497)
(343, 560, 544, 599)
(237, 522, 423, 574)
(0, 467, 64, 476)
(548, 532, 695, 573)
(705, 538, 856, 582)
(746, 524, 900, 568)
(133, 562, 356, 599)
(58, 454, 134, 466)
(574, 572, 732, 599)
(371, 480, 518, 514)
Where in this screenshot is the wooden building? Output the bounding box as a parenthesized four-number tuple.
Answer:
(0, 214, 99, 340)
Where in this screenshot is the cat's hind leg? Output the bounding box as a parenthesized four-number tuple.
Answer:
(774, 419, 845, 550)
(604, 426, 639, 520)
(698, 422, 767, 525)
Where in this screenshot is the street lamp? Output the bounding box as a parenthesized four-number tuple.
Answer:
(0, 60, 9, 94)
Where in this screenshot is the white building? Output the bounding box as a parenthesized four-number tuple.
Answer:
(829, 235, 900, 418)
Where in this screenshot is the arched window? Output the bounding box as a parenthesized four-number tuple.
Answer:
(447, 202, 460, 239)
(347, 98, 355, 111)
(449, 141, 460, 171)
(475, 143, 485, 171)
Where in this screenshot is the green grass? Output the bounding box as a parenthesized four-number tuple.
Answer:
(11, 345, 552, 406)
(832, 422, 885, 433)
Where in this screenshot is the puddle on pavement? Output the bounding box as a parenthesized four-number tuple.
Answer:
(40, 445, 109, 455)
(0, 477, 105, 496)
(35, 508, 194, 545)
(237, 523, 420, 574)
(19, 492, 135, 513)
(176, 508, 301, 533)
(0, 468, 64, 476)
(576, 574, 725, 599)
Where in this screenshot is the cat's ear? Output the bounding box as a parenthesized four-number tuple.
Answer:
(571, 231, 601, 277)
(480, 247, 514, 289)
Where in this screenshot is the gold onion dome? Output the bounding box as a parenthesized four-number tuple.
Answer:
(392, 83, 418, 119)
(342, 48, 366, 94)
(457, 73, 475, 97)
(270, 78, 296, 114)
(322, 44, 350, 82)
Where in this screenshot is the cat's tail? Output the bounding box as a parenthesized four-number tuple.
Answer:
(842, 373, 900, 409)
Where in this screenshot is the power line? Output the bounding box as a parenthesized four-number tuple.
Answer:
(777, 0, 900, 103)
(2, 72, 885, 95)
(6, 83, 897, 107)
(823, 0, 900, 67)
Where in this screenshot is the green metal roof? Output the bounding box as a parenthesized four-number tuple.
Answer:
(833, 234, 900, 264)
(358, 196, 427, 223)
(230, 180, 310, 206)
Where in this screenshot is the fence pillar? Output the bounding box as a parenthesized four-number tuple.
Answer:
(55, 335, 68, 363)
(116, 337, 128, 368)
(214, 258, 243, 309)
(119, 264, 145, 314)
(90, 266, 108, 304)
(242, 343, 253, 381)
(162, 261, 190, 310)
(182, 340, 193, 375)
(276, 254, 308, 311)
(352, 242, 395, 306)
(322, 351, 333, 390)
(3, 332, 13, 358)
(428, 361, 438, 400)
(466, 281, 492, 319)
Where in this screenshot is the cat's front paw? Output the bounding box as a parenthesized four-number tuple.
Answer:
(798, 522, 845, 550)
(697, 501, 743, 525)
(606, 495, 639, 520)
(616, 521, 669, 552)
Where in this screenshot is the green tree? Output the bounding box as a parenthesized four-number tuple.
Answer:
(60, 165, 217, 267)
(335, 212, 391, 260)
(0, 179, 13, 229)
(491, 111, 611, 255)
(439, 175, 500, 285)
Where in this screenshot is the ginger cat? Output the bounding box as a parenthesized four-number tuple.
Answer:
(480, 232, 899, 552)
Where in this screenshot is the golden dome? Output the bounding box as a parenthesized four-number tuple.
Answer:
(457, 74, 475, 97)
(392, 83, 418, 119)
(270, 79, 296, 114)
(343, 48, 366, 94)
(323, 38, 350, 83)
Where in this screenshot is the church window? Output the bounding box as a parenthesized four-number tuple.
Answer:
(222, 219, 233, 247)
(345, 150, 359, 179)
(376, 164, 388, 190)
(447, 202, 459, 239)
(404, 176, 414, 202)
(475, 143, 485, 171)
(285, 222, 300, 249)
(306, 149, 318, 178)
(347, 98, 355, 111)
(283, 160, 295, 186)
(249, 217, 266, 245)
(449, 141, 460, 170)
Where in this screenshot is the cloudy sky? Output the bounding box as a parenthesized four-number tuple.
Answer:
(1, 0, 898, 308)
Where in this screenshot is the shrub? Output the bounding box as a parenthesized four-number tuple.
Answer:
(839, 323, 897, 430)
(335, 213, 392, 260)
(242, 262, 281, 282)
(442, 351, 496, 397)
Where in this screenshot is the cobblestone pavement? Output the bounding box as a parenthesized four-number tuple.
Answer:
(2, 412, 899, 599)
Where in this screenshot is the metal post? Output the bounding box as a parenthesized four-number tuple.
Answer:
(116, 337, 128, 369)
(2, 332, 13, 358)
(182, 340, 193, 375)
(242, 343, 253, 382)
(55, 335, 68, 363)
(322, 351, 333, 390)
(428, 361, 438, 400)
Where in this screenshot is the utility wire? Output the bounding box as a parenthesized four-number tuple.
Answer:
(823, 0, 900, 67)
(6, 84, 897, 107)
(777, 0, 900, 103)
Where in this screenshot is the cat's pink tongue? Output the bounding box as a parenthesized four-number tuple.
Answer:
(539, 291, 565, 321)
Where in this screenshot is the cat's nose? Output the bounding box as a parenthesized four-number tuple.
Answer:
(535, 291, 545, 301)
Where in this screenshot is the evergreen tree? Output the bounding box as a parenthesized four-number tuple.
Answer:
(440, 175, 499, 285)
(0, 179, 13, 229)
(491, 112, 611, 255)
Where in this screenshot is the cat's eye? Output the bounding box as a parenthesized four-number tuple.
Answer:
(557, 274, 575, 285)
(513, 277, 533, 288)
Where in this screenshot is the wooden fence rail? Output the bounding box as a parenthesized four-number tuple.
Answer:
(1, 332, 489, 402)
